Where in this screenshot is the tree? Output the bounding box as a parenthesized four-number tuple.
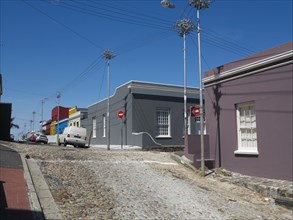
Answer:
(10, 117, 19, 129)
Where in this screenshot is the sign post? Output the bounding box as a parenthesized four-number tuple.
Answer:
(118, 111, 124, 149)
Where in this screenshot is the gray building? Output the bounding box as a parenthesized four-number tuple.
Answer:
(82, 81, 200, 148)
(202, 41, 293, 181)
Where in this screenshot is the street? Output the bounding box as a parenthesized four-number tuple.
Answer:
(3, 141, 292, 220)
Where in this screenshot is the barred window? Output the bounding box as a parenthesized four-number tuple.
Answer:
(156, 108, 170, 137)
(235, 102, 258, 155)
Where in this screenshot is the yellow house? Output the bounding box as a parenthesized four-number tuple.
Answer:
(50, 121, 56, 135)
(68, 106, 87, 127)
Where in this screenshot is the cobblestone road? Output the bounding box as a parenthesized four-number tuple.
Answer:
(3, 142, 292, 220)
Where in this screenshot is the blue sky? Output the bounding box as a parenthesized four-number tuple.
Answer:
(1, 0, 292, 138)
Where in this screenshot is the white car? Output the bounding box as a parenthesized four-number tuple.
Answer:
(58, 126, 87, 148)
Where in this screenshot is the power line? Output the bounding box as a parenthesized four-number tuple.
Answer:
(24, 0, 104, 50)
(60, 57, 104, 93)
(88, 0, 174, 25)
(113, 30, 173, 55)
(189, 31, 253, 57)
(202, 27, 258, 54)
(188, 35, 212, 71)
(53, 0, 172, 31)
(43, 56, 104, 101)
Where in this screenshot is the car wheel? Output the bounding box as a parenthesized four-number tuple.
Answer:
(64, 140, 67, 147)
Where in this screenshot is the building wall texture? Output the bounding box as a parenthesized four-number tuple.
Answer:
(204, 41, 293, 181)
(52, 106, 69, 122)
(82, 81, 200, 148)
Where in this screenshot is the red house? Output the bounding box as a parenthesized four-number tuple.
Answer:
(52, 106, 69, 122)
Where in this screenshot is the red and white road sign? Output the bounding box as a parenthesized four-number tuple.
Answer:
(118, 111, 124, 119)
(190, 106, 200, 117)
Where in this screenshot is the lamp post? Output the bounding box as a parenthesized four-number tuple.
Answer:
(174, 19, 195, 140)
(161, 0, 175, 8)
(162, 0, 211, 176)
(102, 50, 115, 150)
(41, 97, 48, 132)
(30, 120, 33, 132)
(189, 0, 211, 177)
(32, 111, 36, 132)
(56, 91, 61, 144)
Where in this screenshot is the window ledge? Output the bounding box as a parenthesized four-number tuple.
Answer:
(234, 150, 259, 155)
(156, 136, 172, 139)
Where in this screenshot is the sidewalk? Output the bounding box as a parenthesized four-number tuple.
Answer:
(0, 144, 41, 220)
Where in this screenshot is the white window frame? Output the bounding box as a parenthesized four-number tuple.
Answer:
(156, 108, 171, 138)
(235, 102, 258, 155)
(92, 117, 96, 138)
(102, 114, 106, 138)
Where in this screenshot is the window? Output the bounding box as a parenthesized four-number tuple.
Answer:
(235, 102, 258, 155)
(92, 118, 96, 138)
(102, 115, 106, 137)
(156, 108, 171, 137)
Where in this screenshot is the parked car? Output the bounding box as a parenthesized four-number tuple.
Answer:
(35, 134, 48, 144)
(28, 134, 37, 142)
(59, 126, 87, 148)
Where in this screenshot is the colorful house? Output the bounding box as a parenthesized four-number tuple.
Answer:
(68, 106, 87, 127)
(50, 106, 69, 135)
(202, 41, 293, 181)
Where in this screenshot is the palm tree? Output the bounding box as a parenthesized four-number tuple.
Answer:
(10, 117, 19, 129)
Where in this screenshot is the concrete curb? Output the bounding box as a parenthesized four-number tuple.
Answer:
(170, 153, 199, 173)
(24, 157, 63, 220)
(20, 154, 45, 220)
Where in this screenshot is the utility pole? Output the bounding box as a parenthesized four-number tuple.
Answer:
(41, 98, 48, 132)
(56, 91, 61, 144)
(162, 0, 211, 177)
(189, 0, 211, 177)
(174, 19, 195, 141)
(102, 50, 115, 150)
(32, 111, 36, 132)
(30, 120, 33, 132)
(24, 123, 27, 140)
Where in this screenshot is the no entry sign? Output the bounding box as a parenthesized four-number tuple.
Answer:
(190, 106, 200, 117)
(118, 111, 124, 119)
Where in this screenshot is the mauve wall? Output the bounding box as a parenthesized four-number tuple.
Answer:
(205, 63, 293, 181)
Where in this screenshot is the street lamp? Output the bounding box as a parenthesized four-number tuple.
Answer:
(190, 0, 211, 177)
(41, 97, 48, 132)
(32, 111, 36, 131)
(56, 91, 61, 144)
(174, 19, 195, 140)
(161, 0, 175, 8)
(30, 120, 33, 132)
(162, 0, 211, 176)
(102, 50, 115, 150)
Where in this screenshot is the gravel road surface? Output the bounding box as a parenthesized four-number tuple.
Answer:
(2, 141, 291, 220)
